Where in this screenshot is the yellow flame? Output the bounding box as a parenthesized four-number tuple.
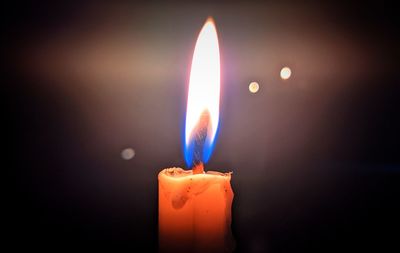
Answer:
(185, 17, 220, 146)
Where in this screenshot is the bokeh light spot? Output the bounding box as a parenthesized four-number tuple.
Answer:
(249, 81, 260, 93)
(121, 148, 135, 160)
(280, 67, 292, 80)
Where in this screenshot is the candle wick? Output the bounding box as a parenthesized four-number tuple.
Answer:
(191, 109, 211, 168)
(192, 162, 204, 174)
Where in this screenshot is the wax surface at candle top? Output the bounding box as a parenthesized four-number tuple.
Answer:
(159, 167, 231, 208)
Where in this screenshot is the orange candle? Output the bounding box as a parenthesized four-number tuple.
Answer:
(158, 166, 234, 252)
(158, 17, 234, 252)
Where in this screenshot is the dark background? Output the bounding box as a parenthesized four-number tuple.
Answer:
(5, 1, 399, 252)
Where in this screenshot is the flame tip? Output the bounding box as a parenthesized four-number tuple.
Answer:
(206, 16, 215, 24)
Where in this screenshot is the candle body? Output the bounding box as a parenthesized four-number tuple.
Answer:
(158, 168, 234, 253)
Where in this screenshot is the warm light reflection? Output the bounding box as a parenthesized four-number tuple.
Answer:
(184, 17, 220, 167)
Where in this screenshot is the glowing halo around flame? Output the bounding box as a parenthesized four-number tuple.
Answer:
(184, 17, 221, 168)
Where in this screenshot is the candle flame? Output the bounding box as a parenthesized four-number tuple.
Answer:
(184, 17, 220, 168)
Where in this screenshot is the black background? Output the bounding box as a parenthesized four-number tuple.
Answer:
(5, 1, 399, 252)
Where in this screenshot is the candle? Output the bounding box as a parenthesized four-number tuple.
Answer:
(158, 17, 234, 252)
(158, 167, 234, 252)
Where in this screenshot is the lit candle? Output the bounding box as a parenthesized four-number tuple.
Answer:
(158, 17, 234, 252)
